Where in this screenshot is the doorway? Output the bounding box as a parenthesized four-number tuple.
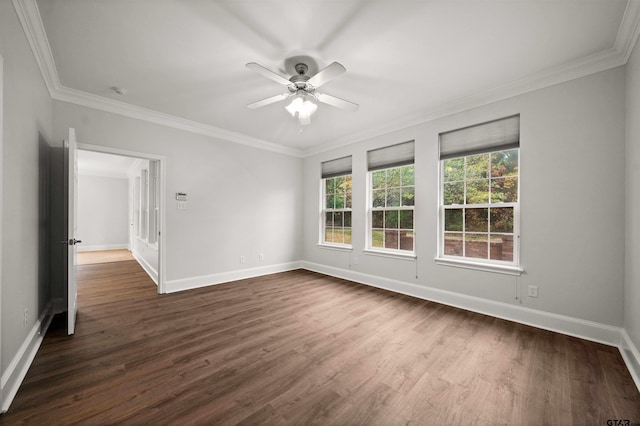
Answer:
(75, 144, 165, 294)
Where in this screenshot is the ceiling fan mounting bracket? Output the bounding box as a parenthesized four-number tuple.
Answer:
(294, 63, 309, 75)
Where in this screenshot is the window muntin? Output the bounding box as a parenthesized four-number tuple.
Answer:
(322, 174, 352, 246)
(369, 164, 415, 252)
(441, 148, 518, 264)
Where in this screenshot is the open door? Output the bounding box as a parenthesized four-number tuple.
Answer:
(64, 128, 80, 335)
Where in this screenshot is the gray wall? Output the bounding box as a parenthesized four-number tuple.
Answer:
(1, 0, 638, 400)
(0, 1, 54, 372)
(625, 31, 640, 361)
(77, 174, 129, 251)
(52, 101, 304, 287)
(303, 66, 626, 327)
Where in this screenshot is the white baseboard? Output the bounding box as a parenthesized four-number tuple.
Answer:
(0, 302, 54, 413)
(132, 250, 158, 284)
(164, 261, 302, 294)
(620, 330, 640, 392)
(301, 261, 622, 347)
(77, 243, 129, 252)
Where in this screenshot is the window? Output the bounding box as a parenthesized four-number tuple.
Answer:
(321, 156, 352, 246)
(148, 161, 159, 245)
(367, 141, 415, 254)
(438, 115, 520, 269)
(139, 168, 148, 240)
(134, 176, 140, 238)
(135, 160, 160, 244)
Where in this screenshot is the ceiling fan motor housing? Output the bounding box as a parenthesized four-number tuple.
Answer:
(288, 63, 312, 92)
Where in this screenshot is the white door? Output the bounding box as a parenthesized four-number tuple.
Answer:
(66, 128, 79, 335)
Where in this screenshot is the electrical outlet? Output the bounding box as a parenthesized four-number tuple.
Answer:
(240, 255, 246, 264)
(527, 285, 538, 298)
(353, 256, 359, 265)
(259, 253, 265, 261)
(23, 308, 28, 327)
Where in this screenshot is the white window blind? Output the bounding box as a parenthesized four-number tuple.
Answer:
(439, 115, 520, 160)
(321, 156, 352, 178)
(367, 140, 415, 171)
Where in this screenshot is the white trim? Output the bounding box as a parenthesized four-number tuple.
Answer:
(11, 0, 58, 96)
(54, 88, 303, 158)
(11, 0, 302, 158)
(77, 243, 129, 252)
(77, 143, 163, 162)
(0, 303, 53, 413)
(620, 329, 640, 393)
(77, 144, 166, 294)
(363, 249, 416, 261)
(132, 249, 158, 285)
(164, 262, 302, 294)
(13, 0, 640, 159)
(301, 49, 628, 158)
(0, 52, 4, 411)
(615, 0, 640, 63)
(301, 261, 622, 347)
(317, 243, 353, 252)
(434, 257, 523, 276)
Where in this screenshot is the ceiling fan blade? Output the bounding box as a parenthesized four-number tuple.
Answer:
(247, 93, 290, 109)
(316, 93, 359, 111)
(246, 62, 292, 86)
(308, 62, 346, 88)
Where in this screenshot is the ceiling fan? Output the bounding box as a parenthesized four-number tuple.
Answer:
(246, 59, 359, 126)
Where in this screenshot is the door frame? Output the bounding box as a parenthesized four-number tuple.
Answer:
(0, 51, 4, 409)
(77, 143, 166, 294)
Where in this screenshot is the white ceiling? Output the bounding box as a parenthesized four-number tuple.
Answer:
(26, 0, 640, 155)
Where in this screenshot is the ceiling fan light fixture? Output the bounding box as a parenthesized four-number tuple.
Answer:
(285, 96, 304, 116)
(285, 95, 318, 125)
(299, 99, 318, 117)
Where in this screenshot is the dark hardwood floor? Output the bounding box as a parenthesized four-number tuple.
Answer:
(1, 260, 639, 425)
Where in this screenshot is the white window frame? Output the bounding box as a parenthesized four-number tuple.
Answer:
(147, 161, 159, 246)
(320, 174, 353, 248)
(134, 176, 141, 239)
(436, 148, 522, 275)
(365, 164, 416, 258)
(139, 168, 148, 241)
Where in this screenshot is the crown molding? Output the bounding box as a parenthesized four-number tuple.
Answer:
(13, 0, 640, 160)
(53, 86, 303, 157)
(11, 0, 59, 97)
(302, 46, 628, 157)
(616, 0, 640, 62)
(12, 0, 303, 158)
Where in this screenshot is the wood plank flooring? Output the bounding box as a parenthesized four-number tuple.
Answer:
(1, 261, 639, 425)
(77, 249, 134, 265)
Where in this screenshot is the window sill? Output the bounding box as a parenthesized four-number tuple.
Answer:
(317, 243, 352, 252)
(434, 257, 523, 276)
(363, 249, 416, 261)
